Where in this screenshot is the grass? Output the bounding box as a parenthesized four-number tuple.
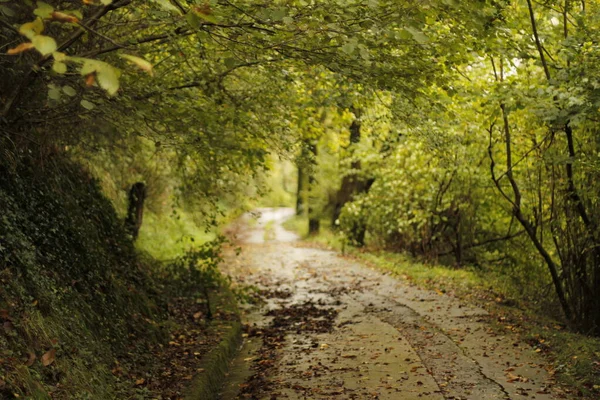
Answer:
(282, 215, 343, 249)
(137, 209, 216, 261)
(283, 215, 600, 398)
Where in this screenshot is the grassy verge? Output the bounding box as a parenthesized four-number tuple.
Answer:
(284, 215, 600, 398)
(137, 210, 216, 261)
(282, 215, 342, 249)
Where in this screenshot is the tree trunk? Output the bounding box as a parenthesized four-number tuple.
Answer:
(331, 109, 373, 246)
(126, 182, 146, 240)
(296, 165, 305, 216)
(308, 142, 320, 235)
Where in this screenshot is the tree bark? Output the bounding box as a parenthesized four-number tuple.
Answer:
(126, 182, 146, 240)
(331, 109, 373, 245)
(296, 165, 305, 216)
(308, 142, 320, 235)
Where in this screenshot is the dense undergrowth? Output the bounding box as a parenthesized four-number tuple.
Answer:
(283, 215, 600, 397)
(0, 152, 230, 399)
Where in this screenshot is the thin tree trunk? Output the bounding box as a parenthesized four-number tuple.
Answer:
(296, 166, 305, 216)
(527, 0, 600, 330)
(126, 182, 146, 240)
(308, 142, 320, 235)
(489, 56, 573, 321)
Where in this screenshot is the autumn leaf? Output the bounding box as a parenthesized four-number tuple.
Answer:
(41, 349, 56, 366)
(120, 54, 154, 76)
(135, 378, 145, 385)
(19, 18, 44, 39)
(7, 43, 35, 55)
(25, 352, 36, 367)
(51, 11, 79, 24)
(85, 74, 96, 87)
(193, 4, 218, 23)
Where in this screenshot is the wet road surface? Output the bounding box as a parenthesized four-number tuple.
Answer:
(219, 208, 568, 400)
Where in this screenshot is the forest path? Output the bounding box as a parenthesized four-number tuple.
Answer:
(219, 208, 567, 400)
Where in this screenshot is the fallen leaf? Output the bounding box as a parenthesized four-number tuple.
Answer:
(41, 349, 56, 367)
(25, 352, 36, 367)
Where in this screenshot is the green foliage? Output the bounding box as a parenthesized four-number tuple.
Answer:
(163, 237, 228, 296)
(137, 209, 216, 261)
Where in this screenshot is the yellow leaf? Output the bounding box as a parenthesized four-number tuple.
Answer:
(32, 35, 57, 56)
(19, 18, 44, 39)
(120, 54, 154, 76)
(96, 64, 121, 95)
(53, 51, 67, 62)
(53, 61, 67, 74)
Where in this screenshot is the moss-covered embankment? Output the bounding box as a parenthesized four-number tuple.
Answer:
(0, 154, 240, 399)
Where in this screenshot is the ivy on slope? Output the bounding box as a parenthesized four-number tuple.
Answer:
(0, 154, 165, 399)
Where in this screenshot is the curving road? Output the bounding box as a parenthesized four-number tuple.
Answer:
(219, 208, 568, 400)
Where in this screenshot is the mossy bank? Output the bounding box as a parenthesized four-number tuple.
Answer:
(0, 152, 238, 399)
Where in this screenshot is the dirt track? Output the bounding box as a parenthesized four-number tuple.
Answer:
(219, 208, 569, 400)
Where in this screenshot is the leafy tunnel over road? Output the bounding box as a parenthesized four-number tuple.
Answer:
(218, 208, 567, 400)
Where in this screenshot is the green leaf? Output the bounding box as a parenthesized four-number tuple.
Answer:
(186, 12, 202, 29)
(80, 99, 95, 110)
(48, 85, 61, 100)
(153, 0, 180, 14)
(0, 5, 16, 17)
(62, 86, 77, 97)
(341, 39, 357, 55)
(404, 27, 429, 44)
(79, 59, 98, 76)
(271, 8, 287, 21)
(33, 1, 54, 19)
(75, 58, 121, 95)
(53, 61, 67, 74)
(358, 45, 370, 61)
(53, 51, 67, 62)
(32, 35, 57, 56)
(224, 57, 237, 69)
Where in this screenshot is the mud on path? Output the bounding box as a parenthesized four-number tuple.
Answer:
(219, 208, 571, 400)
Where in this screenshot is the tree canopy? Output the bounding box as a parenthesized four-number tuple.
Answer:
(3, 0, 600, 335)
